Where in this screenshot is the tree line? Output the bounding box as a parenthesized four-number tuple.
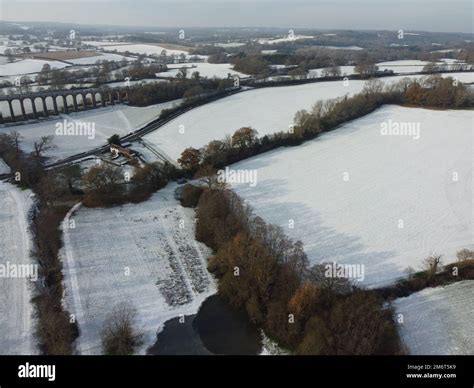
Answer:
(127, 77, 234, 106)
(178, 76, 472, 174)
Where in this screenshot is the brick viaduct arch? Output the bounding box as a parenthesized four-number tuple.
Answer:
(0, 88, 129, 123)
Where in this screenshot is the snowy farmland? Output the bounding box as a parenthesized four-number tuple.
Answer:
(144, 78, 370, 160)
(0, 177, 36, 355)
(307, 61, 471, 78)
(394, 281, 474, 354)
(94, 43, 189, 57)
(376, 60, 471, 74)
(314, 45, 364, 50)
(61, 183, 216, 354)
(0, 99, 181, 162)
(308, 65, 356, 78)
(143, 73, 474, 161)
(0, 58, 69, 76)
(156, 62, 247, 79)
(258, 35, 314, 44)
(229, 105, 473, 287)
(65, 53, 131, 65)
(0, 158, 10, 174)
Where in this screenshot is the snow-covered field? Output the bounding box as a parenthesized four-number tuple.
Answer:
(84, 41, 132, 47)
(258, 35, 314, 44)
(65, 53, 131, 65)
(314, 45, 364, 50)
(394, 281, 474, 354)
(229, 106, 473, 287)
(308, 65, 356, 78)
(0, 178, 36, 355)
(144, 78, 369, 160)
(143, 73, 474, 161)
(214, 42, 247, 48)
(376, 60, 431, 73)
(106, 78, 168, 89)
(156, 62, 247, 79)
(0, 99, 181, 162)
(261, 49, 278, 55)
(98, 43, 189, 57)
(61, 183, 216, 354)
(0, 58, 69, 76)
(376, 60, 470, 73)
(0, 158, 10, 174)
(307, 61, 472, 78)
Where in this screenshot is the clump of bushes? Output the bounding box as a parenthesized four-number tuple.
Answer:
(82, 162, 173, 208)
(180, 184, 204, 207)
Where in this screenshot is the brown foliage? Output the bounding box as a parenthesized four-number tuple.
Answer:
(32, 202, 79, 354)
(231, 127, 258, 149)
(178, 147, 201, 172)
(297, 292, 401, 355)
(288, 282, 322, 322)
(180, 184, 204, 208)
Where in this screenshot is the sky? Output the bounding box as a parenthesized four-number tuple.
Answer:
(0, 0, 472, 33)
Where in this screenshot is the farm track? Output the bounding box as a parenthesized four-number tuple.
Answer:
(0, 182, 35, 354)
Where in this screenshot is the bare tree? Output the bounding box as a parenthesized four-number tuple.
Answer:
(322, 65, 341, 78)
(101, 303, 143, 355)
(20, 76, 31, 93)
(422, 62, 438, 73)
(194, 164, 228, 190)
(5, 48, 14, 63)
(422, 254, 443, 280)
(33, 135, 56, 159)
(457, 249, 474, 261)
(307, 263, 352, 300)
(177, 67, 187, 79)
(403, 266, 415, 281)
(363, 78, 384, 95)
(9, 130, 23, 153)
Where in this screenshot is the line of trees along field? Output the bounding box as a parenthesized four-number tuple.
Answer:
(208, 44, 474, 79)
(178, 75, 472, 174)
(127, 77, 234, 106)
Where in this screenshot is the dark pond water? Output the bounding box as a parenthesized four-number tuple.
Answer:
(148, 295, 262, 355)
